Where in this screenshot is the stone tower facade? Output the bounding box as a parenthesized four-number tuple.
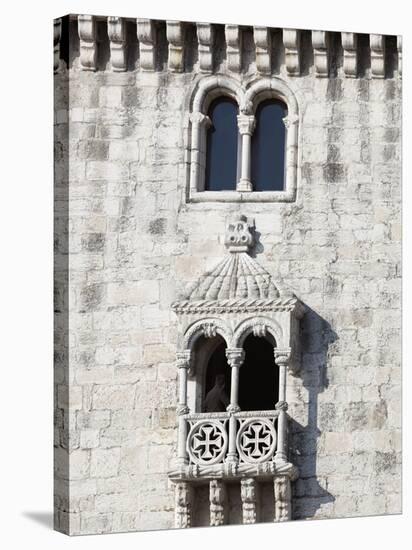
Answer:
(54, 15, 402, 535)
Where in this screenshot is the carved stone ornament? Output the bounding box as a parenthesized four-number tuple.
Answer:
(225, 348, 245, 368)
(283, 29, 300, 75)
(224, 215, 254, 252)
(175, 481, 193, 528)
(236, 418, 277, 464)
(167, 21, 185, 72)
(54, 19, 62, 73)
(241, 478, 259, 524)
(312, 30, 329, 77)
(254, 27, 271, 74)
(252, 323, 267, 338)
(197, 23, 215, 73)
(209, 479, 226, 526)
(187, 420, 228, 465)
(274, 349, 291, 367)
(397, 35, 402, 77)
(370, 34, 385, 78)
(78, 15, 97, 71)
(190, 112, 212, 128)
(176, 350, 191, 369)
(237, 114, 256, 136)
(342, 32, 358, 77)
(108, 17, 127, 72)
(225, 25, 242, 72)
(202, 322, 217, 338)
(274, 476, 292, 521)
(137, 19, 156, 71)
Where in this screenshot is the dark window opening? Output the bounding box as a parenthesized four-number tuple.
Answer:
(203, 338, 231, 412)
(205, 97, 239, 191)
(239, 334, 278, 411)
(251, 99, 287, 191)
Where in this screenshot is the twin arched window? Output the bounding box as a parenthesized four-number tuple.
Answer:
(188, 77, 299, 202)
(204, 97, 287, 193)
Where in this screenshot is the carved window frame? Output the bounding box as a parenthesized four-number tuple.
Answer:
(185, 76, 300, 203)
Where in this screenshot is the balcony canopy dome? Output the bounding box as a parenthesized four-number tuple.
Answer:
(186, 250, 280, 302)
(172, 216, 298, 315)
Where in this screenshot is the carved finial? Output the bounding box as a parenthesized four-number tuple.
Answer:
(224, 215, 254, 253)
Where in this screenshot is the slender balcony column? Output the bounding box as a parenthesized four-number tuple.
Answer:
(225, 348, 245, 464)
(274, 349, 291, 464)
(237, 114, 256, 192)
(176, 350, 191, 466)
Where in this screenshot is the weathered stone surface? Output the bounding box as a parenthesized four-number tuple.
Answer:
(54, 14, 401, 536)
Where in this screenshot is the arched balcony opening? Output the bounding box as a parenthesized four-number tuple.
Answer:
(202, 337, 231, 413)
(239, 334, 279, 411)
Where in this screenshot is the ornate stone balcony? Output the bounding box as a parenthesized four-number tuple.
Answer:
(168, 216, 303, 526)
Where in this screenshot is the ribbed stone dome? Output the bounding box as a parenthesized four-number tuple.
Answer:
(186, 252, 280, 302)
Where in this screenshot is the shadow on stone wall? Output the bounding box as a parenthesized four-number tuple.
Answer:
(289, 306, 337, 519)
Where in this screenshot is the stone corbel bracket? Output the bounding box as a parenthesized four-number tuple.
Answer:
(254, 26, 272, 74)
(225, 25, 242, 72)
(312, 30, 330, 77)
(370, 34, 386, 78)
(283, 29, 301, 76)
(241, 478, 260, 524)
(54, 18, 62, 73)
(209, 479, 226, 526)
(78, 15, 97, 71)
(108, 17, 127, 72)
(167, 21, 186, 72)
(137, 18, 157, 71)
(197, 23, 215, 73)
(342, 32, 358, 78)
(397, 35, 402, 77)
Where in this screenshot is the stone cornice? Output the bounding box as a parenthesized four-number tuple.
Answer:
(168, 459, 299, 482)
(171, 297, 300, 315)
(54, 16, 401, 79)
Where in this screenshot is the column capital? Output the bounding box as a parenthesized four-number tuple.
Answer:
(282, 114, 299, 129)
(237, 114, 256, 136)
(176, 350, 191, 369)
(225, 348, 245, 368)
(177, 404, 190, 416)
(274, 348, 291, 367)
(190, 111, 212, 128)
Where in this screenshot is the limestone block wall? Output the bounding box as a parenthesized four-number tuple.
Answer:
(54, 15, 401, 535)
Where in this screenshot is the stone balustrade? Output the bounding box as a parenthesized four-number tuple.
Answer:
(186, 410, 280, 467)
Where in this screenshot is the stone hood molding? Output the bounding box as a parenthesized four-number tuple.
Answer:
(172, 215, 305, 374)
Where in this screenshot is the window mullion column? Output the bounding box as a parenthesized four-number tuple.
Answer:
(236, 114, 255, 192)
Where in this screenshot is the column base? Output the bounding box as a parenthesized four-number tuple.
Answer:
(237, 179, 253, 192)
